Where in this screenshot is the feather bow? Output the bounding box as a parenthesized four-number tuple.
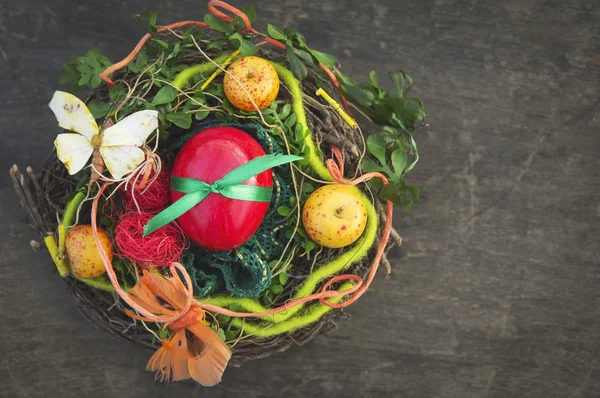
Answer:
(127, 269, 231, 386)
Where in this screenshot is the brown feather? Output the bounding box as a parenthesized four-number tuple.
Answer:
(186, 323, 232, 386)
(147, 329, 191, 382)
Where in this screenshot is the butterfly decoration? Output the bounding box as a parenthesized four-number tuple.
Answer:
(48, 91, 159, 183)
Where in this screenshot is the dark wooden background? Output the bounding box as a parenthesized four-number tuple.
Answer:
(1, 0, 599, 397)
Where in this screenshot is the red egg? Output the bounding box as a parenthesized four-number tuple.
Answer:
(171, 126, 272, 251)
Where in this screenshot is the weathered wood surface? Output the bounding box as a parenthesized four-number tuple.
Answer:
(1, 0, 599, 397)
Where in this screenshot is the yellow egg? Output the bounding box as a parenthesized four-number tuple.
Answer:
(223, 56, 279, 112)
(65, 225, 112, 279)
(302, 184, 368, 248)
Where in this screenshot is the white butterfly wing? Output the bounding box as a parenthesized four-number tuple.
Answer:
(49, 91, 99, 140)
(99, 146, 146, 180)
(101, 110, 159, 147)
(54, 134, 94, 175)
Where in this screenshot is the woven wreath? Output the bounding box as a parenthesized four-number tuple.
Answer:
(11, 0, 425, 386)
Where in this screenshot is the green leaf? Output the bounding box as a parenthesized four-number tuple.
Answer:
(86, 56, 101, 71)
(279, 272, 288, 285)
(152, 39, 170, 48)
(225, 330, 238, 341)
(217, 328, 226, 342)
(63, 63, 78, 74)
(369, 71, 379, 87)
(278, 104, 292, 120)
(294, 123, 304, 142)
(302, 183, 314, 193)
(340, 82, 375, 108)
(77, 73, 91, 87)
(109, 84, 126, 101)
(285, 112, 298, 128)
(229, 33, 257, 56)
(164, 112, 192, 129)
(271, 284, 283, 294)
(264, 115, 278, 125)
(194, 110, 209, 121)
(287, 46, 307, 80)
(406, 184, 419, 204)
(389, 70, 413, 100)
(382, 182, 420, 210)
(361, 157, 383, 174)
(335, 72, 358, 86)
(128, 51, 148, 73)
(134, 11, 159, 33)
(305, 240, 316, 252)
(309, 49, 336, 67)
(241, 5, 257, 23)
(169, 42, 181, 60)
(204, 14, 233, 33)
(206, 40, 224, 52)
(267, 24, 287, 41)
(152, 85, 177, 105)
(391, 148, 407, 177)
(59, 74, 76, 85)
(232, 14, 248, 30)
(366, 134, 388, 165)
(100, 215, 112, 227)
(76, 62, 92, 74)
(90, 75, 102, 89)
(295, 49, 316, 67)
(383, 184, 403, 206)
(403, 98, 426, 130)
(87, 101, 111, 119)
(277, 206, 291, 216)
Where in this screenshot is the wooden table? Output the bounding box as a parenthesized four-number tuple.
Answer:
(1, 1, 599, 397)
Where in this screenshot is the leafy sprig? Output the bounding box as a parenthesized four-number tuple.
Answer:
(60, 49, 112, 90)
(335, 69, 425, 209)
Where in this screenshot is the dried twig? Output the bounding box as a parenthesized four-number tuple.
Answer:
(376, 200, 403, 247)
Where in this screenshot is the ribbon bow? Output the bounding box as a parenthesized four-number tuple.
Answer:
(144, 154, 301, 236)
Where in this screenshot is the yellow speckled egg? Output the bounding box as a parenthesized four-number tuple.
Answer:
(302, 184, 368, 249)
(65, 225, 112, 279)
(223, 56, 279, 112)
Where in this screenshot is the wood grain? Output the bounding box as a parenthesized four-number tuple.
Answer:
(1, 0, 599, 397)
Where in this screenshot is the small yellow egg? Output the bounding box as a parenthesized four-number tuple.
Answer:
(302, 184, 368, 249)
(65, 225, 112, 279)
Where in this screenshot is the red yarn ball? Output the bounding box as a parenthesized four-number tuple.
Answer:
(123, 169, 171, 213)
(114, 211, 188, 267)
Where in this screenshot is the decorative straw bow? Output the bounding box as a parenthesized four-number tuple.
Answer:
(143, 154, 301, 235)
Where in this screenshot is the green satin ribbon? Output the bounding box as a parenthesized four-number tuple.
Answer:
(143, 154, 302, 236)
